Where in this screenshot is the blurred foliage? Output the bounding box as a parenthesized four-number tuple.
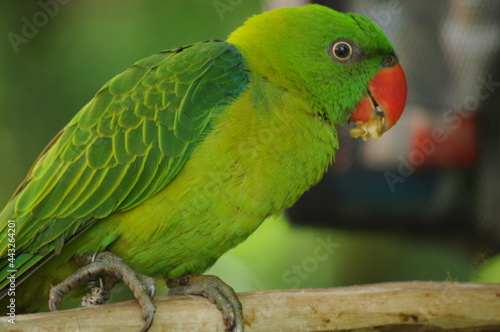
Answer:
(210, 216, 475, 293)
(474, 254, 500, 283)
(0, 0, 487, 310)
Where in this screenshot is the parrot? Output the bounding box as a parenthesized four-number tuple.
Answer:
(0, 4, 407, 331)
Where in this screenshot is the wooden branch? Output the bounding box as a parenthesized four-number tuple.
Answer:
(2, 282, 499, 331)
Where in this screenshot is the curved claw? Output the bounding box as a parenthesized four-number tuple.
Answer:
(137, 273, 156, 300)
(149, 285, 156, 299)
(225, 311, 236, 331)
(48, 292, 60, 312)
(48, 285, 67, 312)
(139, 313, 155, 332)
(167, 274, 244, 332)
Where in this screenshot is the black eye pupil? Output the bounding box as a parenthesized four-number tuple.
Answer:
(334, 43, 351, 59)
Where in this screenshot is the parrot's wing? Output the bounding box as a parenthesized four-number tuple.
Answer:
(0, 41, 248, 292)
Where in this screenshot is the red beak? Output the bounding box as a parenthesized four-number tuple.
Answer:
(349, 61, 407, 140)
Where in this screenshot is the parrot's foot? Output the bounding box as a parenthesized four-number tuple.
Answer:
(167, 274, 244, 332)
(49, 251, 156, 332)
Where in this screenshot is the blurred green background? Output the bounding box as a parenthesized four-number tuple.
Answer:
(0, 0, 497, 307)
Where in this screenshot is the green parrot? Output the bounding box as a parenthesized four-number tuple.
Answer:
(0, 4, 407, 331)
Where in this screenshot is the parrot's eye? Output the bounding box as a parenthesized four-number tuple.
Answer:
(331, 41, 353, 60)
(328, 39, 359, 64)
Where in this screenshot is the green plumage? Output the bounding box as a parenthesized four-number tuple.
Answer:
(0, 4, 396, 313)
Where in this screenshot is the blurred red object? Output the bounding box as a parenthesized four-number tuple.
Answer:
(410, 115, 479, 169)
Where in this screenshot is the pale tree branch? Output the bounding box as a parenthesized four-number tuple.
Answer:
(1, 281, 499, 331)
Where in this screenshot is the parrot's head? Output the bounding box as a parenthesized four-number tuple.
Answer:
(227, 4, 407, 140)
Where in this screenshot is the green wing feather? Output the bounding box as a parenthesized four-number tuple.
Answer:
(0, 41, 248, 293)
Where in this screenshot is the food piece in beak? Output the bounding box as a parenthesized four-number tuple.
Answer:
(350, 92, 386, 140)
